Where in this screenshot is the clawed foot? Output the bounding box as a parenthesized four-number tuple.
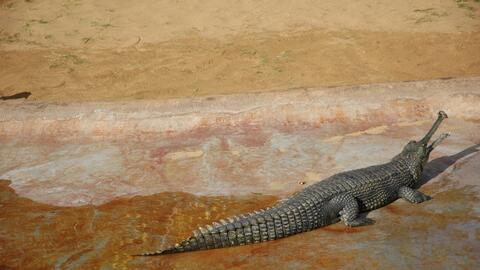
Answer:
(344, 217, 375, 227)
(399, 187, 432, 204)
(410, 193, 432, 204)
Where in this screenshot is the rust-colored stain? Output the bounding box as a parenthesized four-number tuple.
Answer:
(219, 137, 230, 151)
(384, 204, 404, 215)
(149, 147, 169, 165)
(234, 128, 270, 148)
(321, 224, 364, 234)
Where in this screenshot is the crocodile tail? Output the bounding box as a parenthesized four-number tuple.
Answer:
(133, 246, 180, 256)
(135, 194, 322, 256)
(134, 198, 314, 256)
(134, 213, 255, 256)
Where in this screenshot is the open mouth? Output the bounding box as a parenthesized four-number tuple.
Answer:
(427, 132, 450, 153)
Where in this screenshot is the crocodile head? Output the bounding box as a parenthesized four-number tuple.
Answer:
(394, 111, 449, 178)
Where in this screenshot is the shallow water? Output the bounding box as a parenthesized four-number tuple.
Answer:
(0, 180, 278, 269)
(0, 176, 478, 269)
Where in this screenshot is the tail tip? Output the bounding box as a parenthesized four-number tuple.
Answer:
(132, 247, 177, 257)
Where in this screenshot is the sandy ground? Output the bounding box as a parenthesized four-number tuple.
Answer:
(1, 0, 480, 101)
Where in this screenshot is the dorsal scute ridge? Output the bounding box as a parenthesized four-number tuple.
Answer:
(199, 227, 208, 234)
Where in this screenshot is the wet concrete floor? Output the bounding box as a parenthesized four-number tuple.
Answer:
(0, 78, 479, 269)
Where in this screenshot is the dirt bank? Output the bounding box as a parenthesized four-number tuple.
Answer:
(1, 0, 480, 101)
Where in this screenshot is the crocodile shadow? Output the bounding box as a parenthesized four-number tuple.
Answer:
(416, 144, 480, 188)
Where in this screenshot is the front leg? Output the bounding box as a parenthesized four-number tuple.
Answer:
(398, 186, 431, 204)
(331, 194, 375, 227)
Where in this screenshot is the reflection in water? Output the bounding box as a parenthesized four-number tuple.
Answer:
(0, 178, 478, 269)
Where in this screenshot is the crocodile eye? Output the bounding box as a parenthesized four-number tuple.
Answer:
(405, 140, 416, 150)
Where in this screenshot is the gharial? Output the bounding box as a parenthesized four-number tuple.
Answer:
(136, 111, 449, 256)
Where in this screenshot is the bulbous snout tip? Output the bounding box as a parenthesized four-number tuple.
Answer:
(438, 111, 448, 119)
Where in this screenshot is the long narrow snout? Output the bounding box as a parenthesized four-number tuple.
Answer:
(419, 111, 448, 145)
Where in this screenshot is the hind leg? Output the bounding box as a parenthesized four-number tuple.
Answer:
(331, 194, 375, 227)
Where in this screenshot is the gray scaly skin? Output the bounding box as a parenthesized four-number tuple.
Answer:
(137, 111, 449, 256)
